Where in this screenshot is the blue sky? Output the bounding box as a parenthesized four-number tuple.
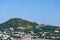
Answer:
(0, 0, 60, 26)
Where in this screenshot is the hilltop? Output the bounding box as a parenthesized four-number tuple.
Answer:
(0, 18, 38, 31)
(0, 18, 59, 32)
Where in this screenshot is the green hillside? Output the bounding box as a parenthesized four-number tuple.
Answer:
(0, 18, 59, 32)
(0, 18, 38, 31)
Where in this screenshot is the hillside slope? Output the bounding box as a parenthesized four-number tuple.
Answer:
(0, 18, 38, 31)
(0, 18, 59, 32)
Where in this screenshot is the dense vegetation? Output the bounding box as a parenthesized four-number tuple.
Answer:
(0, 18, 38, 31)
(0, 18, 59, 33)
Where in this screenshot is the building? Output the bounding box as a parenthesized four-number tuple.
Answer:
(22, 34, 32, 40)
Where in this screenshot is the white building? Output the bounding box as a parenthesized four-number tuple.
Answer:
(1, 34, 10, 40)
(55, 30, 59, 33)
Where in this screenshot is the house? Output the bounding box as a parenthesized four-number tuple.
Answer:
(1, 34, 10, 40)
(55, 30, 59, 33)
(0, 31, 3, 37)
(9, 27, 14, 31)
(22, 34, 32, 40)
(0, 31, 3, 40)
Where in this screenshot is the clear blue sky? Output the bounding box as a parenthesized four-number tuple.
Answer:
(0, 0, 60, 26)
